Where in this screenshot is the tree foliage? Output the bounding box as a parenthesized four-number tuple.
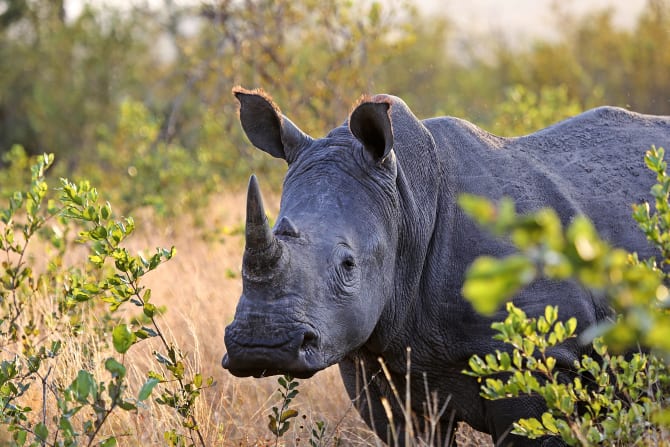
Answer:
(0, 0, 158, 158)
(0, 0, 668, 216)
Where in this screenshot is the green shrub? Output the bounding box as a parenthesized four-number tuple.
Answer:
(0, 153, 212, 446)
(267, 375, 333, 447)
(488, 84, 586, 136)
(460, 146, 670, 445)
(466, 304, 669, 445)
(91, 99, 222, 218)
(459, 146, 669, 352)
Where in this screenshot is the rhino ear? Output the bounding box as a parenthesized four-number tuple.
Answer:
(233, 87, 312, 164)
(349, 100, 394, 164)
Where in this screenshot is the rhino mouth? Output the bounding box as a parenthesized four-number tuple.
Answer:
(222, 326, 324, 379)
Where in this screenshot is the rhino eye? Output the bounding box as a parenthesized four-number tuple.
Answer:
(341, 256, 356, 271)
(333, 244, 357, 277)
(332, 245, 359, 293)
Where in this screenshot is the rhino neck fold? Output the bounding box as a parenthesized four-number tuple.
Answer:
(365, 101, 441, 354)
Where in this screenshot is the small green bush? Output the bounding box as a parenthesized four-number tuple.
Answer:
(267, 375, 333, 447)
(459, 146, 669, 352)
(466, 304, 669, 445)
(0, 153, 212, 446)
(460, 146, 670, 445)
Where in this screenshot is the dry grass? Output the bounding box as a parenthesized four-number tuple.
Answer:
(2, 189, 492, 446)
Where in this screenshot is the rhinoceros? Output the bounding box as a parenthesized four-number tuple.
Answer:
(221, 87, 670, 446)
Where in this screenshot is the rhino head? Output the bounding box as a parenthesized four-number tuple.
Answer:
(221, 87, 407, 378)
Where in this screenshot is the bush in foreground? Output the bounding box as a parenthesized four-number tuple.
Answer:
(0, 154, 212, 446)
(461, 146, 670, 445)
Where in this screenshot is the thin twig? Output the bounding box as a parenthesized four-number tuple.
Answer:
(41, 366, 52, 434)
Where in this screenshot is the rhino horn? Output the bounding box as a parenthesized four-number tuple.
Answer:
(243, 175, 282, 278)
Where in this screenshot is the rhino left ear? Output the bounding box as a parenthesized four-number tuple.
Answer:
(233, 86, 312, 164)
(349, 100, 394, 164)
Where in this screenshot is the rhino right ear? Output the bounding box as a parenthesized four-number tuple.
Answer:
(349, 99, 394, 164)
(233, 87, 312, 164)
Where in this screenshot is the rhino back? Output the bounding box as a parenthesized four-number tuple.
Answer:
(424, 106, 670, 262)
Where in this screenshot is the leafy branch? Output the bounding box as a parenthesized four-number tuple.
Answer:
(466, 304, 668, 445)
(458, 147, 669, 352)
(268, 375, 300, 444)
(0, 152, 213, 446)
(461, 146, 670, 445)
(58, 178, 213, 447)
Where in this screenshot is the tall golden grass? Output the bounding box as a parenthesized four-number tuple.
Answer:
(4, 189, 492, 446)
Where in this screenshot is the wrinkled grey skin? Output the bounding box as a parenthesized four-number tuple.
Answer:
(222, 87, 670, 446)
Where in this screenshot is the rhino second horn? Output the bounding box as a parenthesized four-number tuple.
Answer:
(275, 216, 300, 238)
(244, 175, 282, 274)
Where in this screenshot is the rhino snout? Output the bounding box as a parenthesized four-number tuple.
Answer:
(222, 323, 321, 379)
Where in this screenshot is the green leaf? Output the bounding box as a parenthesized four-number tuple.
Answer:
(26, 197, 37, 215)
(105, 357, 127, 379)
(135, 326, 158, 339)
(100, 437, 117, 447)
(541, 412, 558, 433)
(34, 423, 48, 441)
(112, 324, 136, 354)
(169, 361, 185, 380)
(516, 417, 544, 436)
(498, 351, 511, 369)
(148, 370, 166, 381)
(138, 378, 160, 402)
(558, 393, 574, 414)
(143, 302, 156, 318)
(458, 194, 498, 226)
(566, 217, 602, 261)
(90, 226, 108, 240)
(73, 370, 95, 402)
(280, 409, 299, 422)
(100, 202, 112, 220)
(59, 416, 75, 436)
(118, 400, 137, 411)
(13, 430, 27, 446)
(545, 356, 556, 372)
(89, 254, 104, 266)
(544, 306, 558, 325)
(463, 255, 536, 315)
(268, 415, 279, 435)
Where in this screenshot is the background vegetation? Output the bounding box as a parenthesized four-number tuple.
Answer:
(1, 0, 669, 212)
(0, 0, 669, 445)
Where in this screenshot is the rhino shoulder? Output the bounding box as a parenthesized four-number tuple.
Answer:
(423, 116, 507, 152)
